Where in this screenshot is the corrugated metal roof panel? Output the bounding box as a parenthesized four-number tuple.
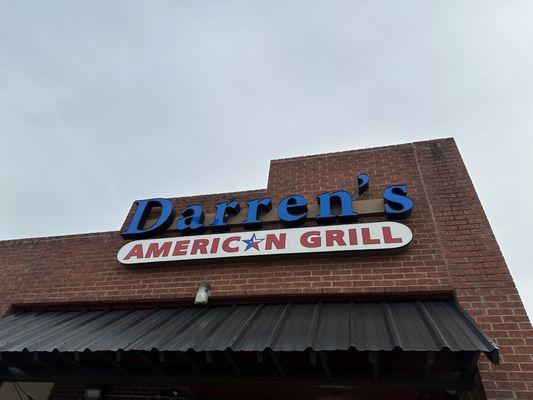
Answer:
(0, 301, 499, 362)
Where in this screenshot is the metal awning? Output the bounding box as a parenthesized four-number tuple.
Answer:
(0, 301, 498, 390)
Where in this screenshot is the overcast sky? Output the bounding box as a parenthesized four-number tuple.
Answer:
(0, 1, 532, 314)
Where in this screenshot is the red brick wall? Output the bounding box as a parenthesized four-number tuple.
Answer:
(0, 138, 530, 399)
(413, 140, 533, 399)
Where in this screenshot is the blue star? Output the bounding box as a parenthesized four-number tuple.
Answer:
(242, 233, 264, 251)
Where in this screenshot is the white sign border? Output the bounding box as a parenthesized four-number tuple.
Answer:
(117, 221, 413, 267)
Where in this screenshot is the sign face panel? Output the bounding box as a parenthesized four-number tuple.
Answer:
(117, 221, 412, 266)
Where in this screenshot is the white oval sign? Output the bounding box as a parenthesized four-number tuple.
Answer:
(117, 222, 412, 266)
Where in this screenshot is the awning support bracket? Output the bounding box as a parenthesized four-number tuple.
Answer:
(180, 352, 204, 376)
(57, 352, 93, 375)
(135, 351, 166, 376)
(98, 352, 129, 375)
(32, 352, 59, 374)
(268, 350, 287, 379)
(224, 350, 243, 378)
(319, 351, 331, 380)
(369, 351, 379, 380)
(422, 351, 435, 380)
(461, 351, 481, 381)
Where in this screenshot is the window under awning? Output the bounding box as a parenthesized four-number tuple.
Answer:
(0, 301, 498, 391)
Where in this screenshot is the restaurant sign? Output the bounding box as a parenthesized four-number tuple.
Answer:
(118, 174, 414, 266)
(117, 221, 412, 266)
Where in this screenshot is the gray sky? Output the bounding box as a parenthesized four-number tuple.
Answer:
(1, 1, 532, 314)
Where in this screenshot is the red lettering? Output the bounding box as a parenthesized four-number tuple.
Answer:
(325, 230, 346, 247)
(210, 237, 220, 254)
(145, 242, 172, 258)
(348, 228, 357, 245)
(265, 233, 286, 250)
(172, 240, 190, 256)
(382, 226, 402, 243)
(191, 239, 209, 255)
(222, 236, 240, 253)
(300, 231, 321, 248)
(362, 228, 380, 245)
(124, 244, 144, 260)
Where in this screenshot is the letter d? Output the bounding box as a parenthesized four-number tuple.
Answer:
(121, 198, 174, 239)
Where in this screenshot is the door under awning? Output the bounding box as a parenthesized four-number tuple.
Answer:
(0, 301, 498, 391)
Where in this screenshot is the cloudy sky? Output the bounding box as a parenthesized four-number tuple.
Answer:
(0, 1, 532, 313)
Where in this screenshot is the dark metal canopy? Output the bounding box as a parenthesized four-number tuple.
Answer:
(0, 301, 498, 390)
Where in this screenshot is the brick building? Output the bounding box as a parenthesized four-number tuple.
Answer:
(0, 138, 530, 399)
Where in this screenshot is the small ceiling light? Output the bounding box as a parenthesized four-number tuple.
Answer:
(194, 283, 211, 305)
(85, 388, 103, 400)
